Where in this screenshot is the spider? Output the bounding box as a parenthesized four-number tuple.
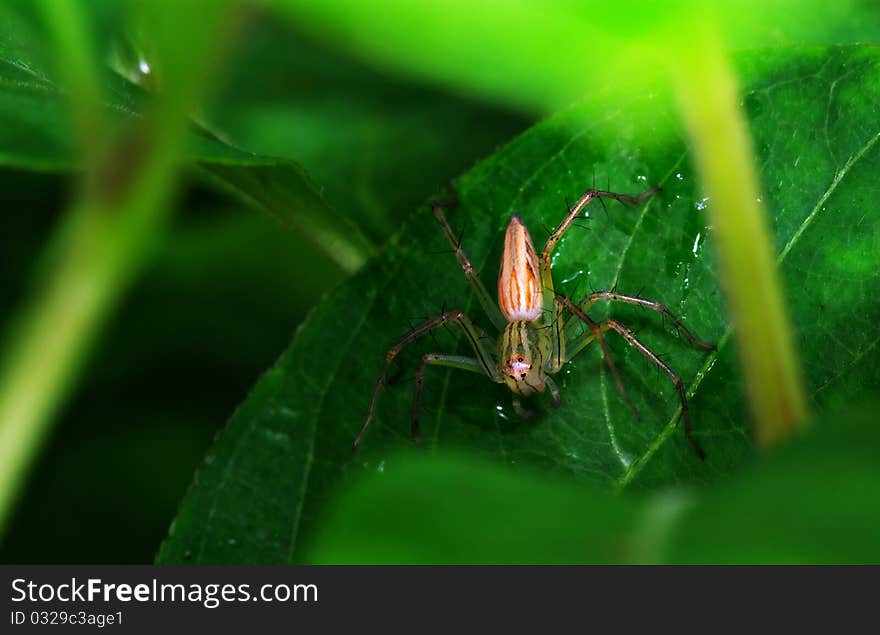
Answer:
(353, 184, 715, 458)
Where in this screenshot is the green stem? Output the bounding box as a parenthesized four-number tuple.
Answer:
(0, 0, 232, 537)
(0, 139, 187, 536)
(672, 19, 808, 447)
(0, 206, 132, 535)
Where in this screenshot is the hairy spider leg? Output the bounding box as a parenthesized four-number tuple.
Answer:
(354, 310, 501, 449)
(412, 354, 485, 442)
(556, 293, 706, 460)
(511, 397, 532, 419)
(563, 290, 716, 351)
(539, 187, 660, 373)
(432, 202, 507, 332)
(555, 295, 641, 420)
(544, 375, 561, 408)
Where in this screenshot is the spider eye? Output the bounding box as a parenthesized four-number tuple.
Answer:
(519, 373, 527, 379)
(517, 356, 524, 362)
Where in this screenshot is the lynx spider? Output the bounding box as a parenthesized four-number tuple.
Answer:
(354, 184, 715, 458)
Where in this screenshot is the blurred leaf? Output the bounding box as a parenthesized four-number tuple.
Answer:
(306, 452, 637, 564)
(0, 4, 373, 271)
(268, 0, 880, 114)
(193, 157, 373, 273)
(664, 404, 880, 563)
(157, 46, 880, 563)
(303, 402, 880, 564)
(0, 4, 529, 269)
(199, 13, 530, 244)
(0, 196, 338, 563)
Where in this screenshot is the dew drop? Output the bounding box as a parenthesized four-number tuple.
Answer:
(695, 197, 709, 211)
(562, 269, 584, 284)
(138, 59, 151, 75)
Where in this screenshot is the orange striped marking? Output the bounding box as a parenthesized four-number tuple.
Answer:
(498, 216, 542, 322)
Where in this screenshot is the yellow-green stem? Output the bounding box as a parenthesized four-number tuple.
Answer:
(0, 0, 232, 537)
(0, 132, 187, 536)
(0, 207, 128, 534)
(672, 20, 808, 447)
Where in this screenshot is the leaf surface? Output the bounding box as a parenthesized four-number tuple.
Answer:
(157, 46, 880, 563)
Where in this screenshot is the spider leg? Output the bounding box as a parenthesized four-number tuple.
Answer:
(539, 185, 659, 367)
(577, 290, 715, 350)
(556, 292, 705, 459)
(544, 375, 561, 409)
(511, 397, 534, 419)
(412, 354, 486, 443)
(432, 200, 507, 331)
(354, 310, 501, 449)
(540, 186, 659, 267)
(602, 318, 706, 460)
(554, 293, 640, 421)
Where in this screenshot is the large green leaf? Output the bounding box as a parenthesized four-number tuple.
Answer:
(157, 46, 880, 563)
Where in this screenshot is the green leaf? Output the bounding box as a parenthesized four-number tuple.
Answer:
(199, 17, 530, 245)
(303, 401, 880, 564)
(0, 1, 528, 361)
(157, 46, 880, 563)
(663, 403, 880, 563)
(0, 6, 528, 271)
(269, 0, 880, 113)
(306, 451, 638, 564)
(0, 4, 373, 271)
(0, 197, 339, 562)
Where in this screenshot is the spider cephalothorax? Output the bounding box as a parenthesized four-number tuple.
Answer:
(354, 184, 715, 458)
(499, 321, 549, 397)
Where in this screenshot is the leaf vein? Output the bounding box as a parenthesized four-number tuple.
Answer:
(616, 129, 880, 489)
